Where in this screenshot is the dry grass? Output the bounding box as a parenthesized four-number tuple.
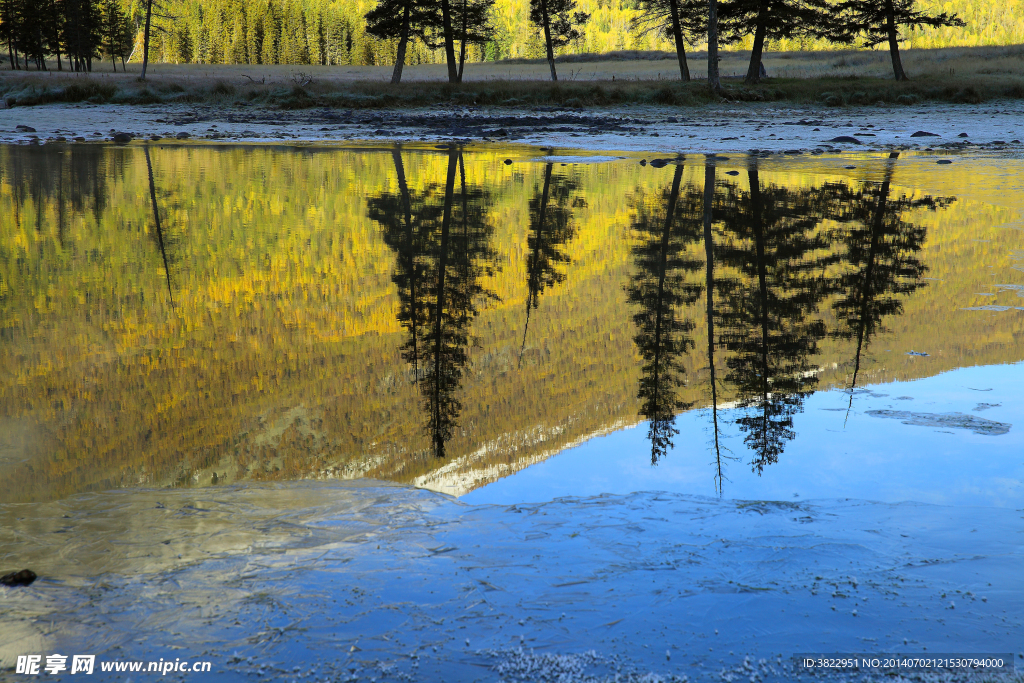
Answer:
(1, 44, 1022, 109)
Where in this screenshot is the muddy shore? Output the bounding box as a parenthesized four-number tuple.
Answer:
(1, 101, 1023, 154)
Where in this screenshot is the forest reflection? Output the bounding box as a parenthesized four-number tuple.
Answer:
(2, 143, 977, 502)
(368, 147, 499, 458)
(366, 147, 950, 481)
(626, 153, 947, 489)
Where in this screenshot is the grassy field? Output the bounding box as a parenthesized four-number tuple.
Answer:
(1, 44, 1022, 109)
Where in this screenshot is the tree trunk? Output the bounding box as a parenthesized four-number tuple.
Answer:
(457, 0, 467, 83)
(439, 0, 458, 82)
(707, 0, 721, 93)
(391, 1, 410, 84)
(141, 0, 153, 80)
(744, 4, 767, 83)
(884, 0, 907, 80)
(540, 0, 557, 81)
(667, 0, 690, 81)
(6, 40, 14, 70)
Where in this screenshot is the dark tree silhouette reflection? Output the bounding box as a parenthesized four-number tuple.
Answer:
(626, 162, 705, 464)
(144, 147, 176, 308)
(520, 162, 581, 366)
(369, 147, 498, 458)
(714, 161, 842, 474)
(825, 154, 952, 415)
(700, 158, 732, 493)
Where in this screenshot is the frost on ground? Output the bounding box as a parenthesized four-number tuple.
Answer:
(0, 481, 1022, 682)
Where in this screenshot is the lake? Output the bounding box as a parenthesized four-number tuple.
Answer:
(1, 143, 1022, 681)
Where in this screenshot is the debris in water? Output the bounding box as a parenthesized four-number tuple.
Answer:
(906, 350, 929, 356)
(865, 410, 1011, 436)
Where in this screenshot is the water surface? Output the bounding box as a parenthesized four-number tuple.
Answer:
(1, 143, 1023, 505)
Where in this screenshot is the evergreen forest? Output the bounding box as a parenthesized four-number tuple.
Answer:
(1, 0, 1018, 75)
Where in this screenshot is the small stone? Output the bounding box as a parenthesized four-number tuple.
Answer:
(112, 132, 133, 143)
(16, 125, 36, 132)
(844, 165, 856, 169)
(958, 132, 969, 137)
(176, 132, 191, 139)
(725, 170, 739, 176)
(639, 159, 647, 166)
(503, 159, 512, 165)
(1, 569, 37, 587)
(910, 130, 939, 137)
(936, 159, 952, 165)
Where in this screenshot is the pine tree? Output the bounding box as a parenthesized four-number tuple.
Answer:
(836, 0, 965, 80)
(0, 0, 17, 69)
(720, 0, 841, 84)
(528, 0, 588, 81)
(630, 0, 705, 81)
(364, 0, 426, 82)
(63, 0, 102, 71)
(422, 0, 493, 81)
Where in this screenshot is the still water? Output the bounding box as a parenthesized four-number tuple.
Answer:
(1, 143, 1023, 506)
(2, 143, 1024, 681)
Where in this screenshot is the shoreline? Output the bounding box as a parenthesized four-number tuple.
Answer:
(2, 101, 1023, 154)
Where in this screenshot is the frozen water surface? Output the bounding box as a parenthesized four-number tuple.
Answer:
(2, 482, 1022, 681)
(2, 144, 1024, 681)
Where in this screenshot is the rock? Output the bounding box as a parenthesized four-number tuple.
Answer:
(1, 569, 37, 587)
(910, 131, 939, 137)
(112, 132, 133, 143)
(175, 132, 191, 139)
(725, 170, 739, 176)
(503, 159, 513, 165)
(649, 158, 669, 168)
(828, 136, 861, 144)
(784, 149, 802, 155)
(638, 160, 647, 166)
(936, 159, 952, 164)
(149, 135, 162, 141)
(958, 132, 969, 137)
(844, 165, 856, 169)
(16, 125, 36, 132)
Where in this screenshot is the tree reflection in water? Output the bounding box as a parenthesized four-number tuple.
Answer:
(637, 156, 953, 484)
(824, 153, 951, 419)
(520, 161, 581, 366)
(627, 161, 705, 464)
(369, 146, 498, 458)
